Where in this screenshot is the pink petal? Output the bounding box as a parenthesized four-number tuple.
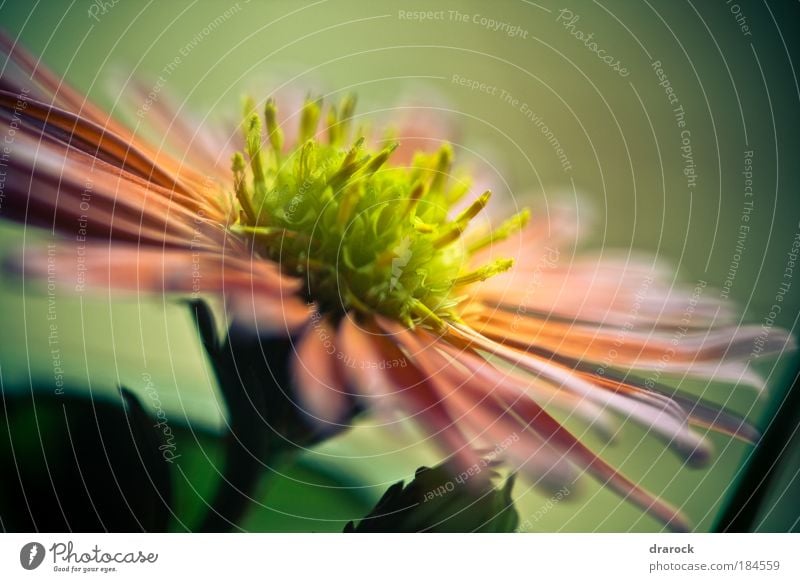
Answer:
(448, 323, 711, 465)
(338, 316, 480, 472)
(290, 319, 352, 431)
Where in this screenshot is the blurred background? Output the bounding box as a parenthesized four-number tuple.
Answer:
(0, 0, 798, 532)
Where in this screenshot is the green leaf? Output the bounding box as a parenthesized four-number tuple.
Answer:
(344, 460, 519, 533)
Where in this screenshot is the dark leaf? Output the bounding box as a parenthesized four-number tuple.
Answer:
(0, 387, 173, 532)
(345, 460, 519, 532)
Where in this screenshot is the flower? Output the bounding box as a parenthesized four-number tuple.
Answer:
(0, 34, 792, 531)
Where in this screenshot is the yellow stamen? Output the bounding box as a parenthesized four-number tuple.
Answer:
(264, 98, 283, 156)
(231, 152, 256, 224)
(299, 97, 322, 143)
(467, 209, 531, 253)
(454, 258, 514, 286)
(455, 190, 492, 223)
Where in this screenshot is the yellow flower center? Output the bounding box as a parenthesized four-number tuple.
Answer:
(230, 96, 528, 329)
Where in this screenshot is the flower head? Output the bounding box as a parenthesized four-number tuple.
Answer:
(1, 33, 793, 532)
(229, 96, 523, 329)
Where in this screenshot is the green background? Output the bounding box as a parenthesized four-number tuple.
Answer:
(1, 0, 798, 531)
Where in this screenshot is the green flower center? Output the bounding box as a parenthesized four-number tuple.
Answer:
(229, 96, 528, 329)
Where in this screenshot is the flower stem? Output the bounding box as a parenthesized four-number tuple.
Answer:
(716, 365, 800, 532)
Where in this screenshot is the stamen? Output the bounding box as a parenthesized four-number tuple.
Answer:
(413, 217, 435, 233)
(338, 94, 357, 136)
(432, 222, 466, 249)
(232, 225, 308, 245)
(364, 142, 399, 175)
(245, 114, 267, 210)
(231, 152, 256, 224)
(455, 190, 492, 223)
(327, 105, 340, 145)
(336, 184, 361, 225)
(446, 177, 472, 205)
(297, 140, 315, 184)
(229, 94, 526, 330)
(432, 191, 491, 249)
(329, 137, 366, 190)
(410, 299, 446, 330)
(299, 97, 322, 143)
(242, 96, 257, 117)
(429, 143, 453, 193)
(264, 98, 283, 156)
(405, 181, 427, 216)
(453, 259, 514, 285)
(467, 209, 531, 253)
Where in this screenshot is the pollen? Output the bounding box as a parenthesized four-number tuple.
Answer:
(229, 95, 528, 329)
